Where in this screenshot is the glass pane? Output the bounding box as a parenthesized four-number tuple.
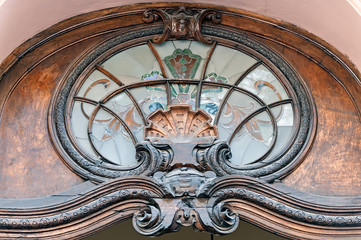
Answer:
(218, 90, 263, 140)
(263, 104, 295, 162)
(200, 83, 229, 123)
(229, 111, 274, 165)
(76, 70, 121, 101)
(90, 108, 137, 166)
(101, 44, 161, 85)
(70, 101, 98, 158)
(205, 45, 257, 85)
(102, 92, 143, 137)
(238, 65, 289, 104)
(170, 83, 198, 109)
(129, 85, 167, 118)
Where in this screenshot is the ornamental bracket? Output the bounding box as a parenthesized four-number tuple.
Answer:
(143, 6, 221, 44)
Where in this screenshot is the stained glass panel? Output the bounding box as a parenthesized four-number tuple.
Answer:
(169, 83, 198, 109)
(69, 40, 297, 167)
(237, 65, 289, 104)
(129, 84, 168, 118)
(90, 108, 137, 166)
(70, 101, 98, 158)
(76, 70, 120, 101)
(228, 111, 274, 165)
(101, 44, 161, 85)
(205, 45, 258, 84)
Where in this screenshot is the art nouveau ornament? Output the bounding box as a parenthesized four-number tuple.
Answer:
(49, 6, 314, 236)
(3, 2, 361, 239)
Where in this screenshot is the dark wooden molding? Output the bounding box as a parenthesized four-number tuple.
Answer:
(1, 176, 361, 239)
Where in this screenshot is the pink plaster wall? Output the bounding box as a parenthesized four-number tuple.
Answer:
(1, 0, 361, 70)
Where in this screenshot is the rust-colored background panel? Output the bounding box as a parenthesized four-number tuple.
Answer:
(0, 43, 93, 198)
(278, 46, 361, 196)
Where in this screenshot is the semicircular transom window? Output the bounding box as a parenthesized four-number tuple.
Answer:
(53, 26, 312, 182)
(68, 40, 295, 164)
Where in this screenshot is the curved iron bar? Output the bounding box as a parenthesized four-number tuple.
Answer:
(85, 102, 138, 164)
(166, 81, 171, 106)
(86, 104, 110, 162)
(94, 66, 147, 125)
(74, 96, 99, 106)
(227, 106, 277, 164)
(95, 65, 125, 86)
(147, 41, 168, 78)
(79, 79, 112, 121)
(99, 104, 138, 145)
(214, 60, 263, 125)
(125, 89, 147, 125)
(234, 60, 263, 86)
(213, 88, 234, 125)
(195, 80, 203, 109)
(226, 99, 292, 166)
(100, 79, 269, 109)
(200, 41, 217, 79)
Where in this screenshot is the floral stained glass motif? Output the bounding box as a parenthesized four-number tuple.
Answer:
(164, 49, 202, 79)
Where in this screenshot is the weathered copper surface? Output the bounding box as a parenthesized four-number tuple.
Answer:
(0, 39, 106, 198)
(276, 44, 361, 196)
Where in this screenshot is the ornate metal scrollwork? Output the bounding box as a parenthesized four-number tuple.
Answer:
(194, 141, 233, 175)
(135, 141, 173, 176)
(133, 205, 163, 236)
(132, 196, 239, 236)
(211, 202, 239, 234)
(143, 6, 221, 44)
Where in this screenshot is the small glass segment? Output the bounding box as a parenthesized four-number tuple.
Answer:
(129, 84, 168, 118)
(69, 40, 296, 167)
(237, 64, 289, 104)
(205, 45, 258, 84)
(229, 111, 275, 165)
(90, 108, 137, 166)
(101, 44, 161, 85)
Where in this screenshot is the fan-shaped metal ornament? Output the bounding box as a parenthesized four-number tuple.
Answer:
(145, 105, 218, 144)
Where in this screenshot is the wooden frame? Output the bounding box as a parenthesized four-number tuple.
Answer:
(0, 3, 360, 239)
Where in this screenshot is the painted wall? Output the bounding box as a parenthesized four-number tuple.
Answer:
(1, 0, 361, 71)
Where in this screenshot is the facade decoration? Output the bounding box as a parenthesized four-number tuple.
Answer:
(48, 5, 315, 236)
(1, 3, 360, 240)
